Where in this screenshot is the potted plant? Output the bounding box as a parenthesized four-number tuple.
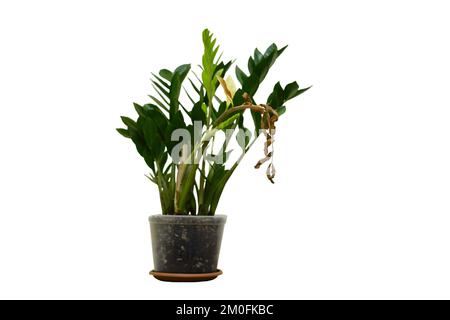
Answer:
(117, 29, 310, 282)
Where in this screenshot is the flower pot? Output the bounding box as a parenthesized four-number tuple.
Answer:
(148, 214, 227, 282)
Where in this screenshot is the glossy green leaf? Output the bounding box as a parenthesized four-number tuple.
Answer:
(236, 43, 286, 97)
(201, 29, 222, 106)
(133, 103, 145, 117)
(235, 66, 246, 87)
(159, 69, 173, 82)
(130, 133, 155, 171)
(191, 101, 206, 123)
(267, 82, 312, 113)
(165, 110, 186, 153)
(169, 64, 191, 117)
(116, 128, 131, 138)
(152, 73, 170, 90)
(217, 101, 227, 117)
(277, 106, 286, 116)
(120, 116, 137, 129)
(143, 117, 163, 159)
(151, 79, 170, 98)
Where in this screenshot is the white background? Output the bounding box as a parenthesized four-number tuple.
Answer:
(1, 0, 449, 299)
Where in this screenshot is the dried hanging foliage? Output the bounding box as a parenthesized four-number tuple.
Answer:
(254, 105, 279, 183)
(235, 92, 280, 184)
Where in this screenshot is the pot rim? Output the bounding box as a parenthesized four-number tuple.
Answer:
(149, 214, 227, 225)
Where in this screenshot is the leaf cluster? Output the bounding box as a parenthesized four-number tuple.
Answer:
(117, 29, 310, 215)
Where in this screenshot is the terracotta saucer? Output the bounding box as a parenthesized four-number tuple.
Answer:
(149, 269, 223, 282)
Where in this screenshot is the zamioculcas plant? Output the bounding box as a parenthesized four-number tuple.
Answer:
(117, 29, 310, 281)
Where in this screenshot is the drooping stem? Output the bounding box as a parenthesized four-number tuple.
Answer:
(213, 104, 265, 128)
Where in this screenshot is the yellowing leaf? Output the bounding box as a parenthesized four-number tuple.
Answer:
(225, 75, 237, 98)
(217, 76, 232, 103)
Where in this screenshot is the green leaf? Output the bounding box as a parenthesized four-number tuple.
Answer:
(216, 113, 239, 130)
(266, 82, 312, 114)
(208, 166, 234, 215)
(253, 48, 263, 65)
(184, 87, 196, 104)
(232, 88, 246, 106)
(116, 128, 131, 138)
(217, 101, 227, 117)
(200, 164, 226, 215)
(151, 79, 170, 98)
(267, 82, 284, 108)
(235, 44, 287, 138)
(214, 60, 233, 90)
(142, 103, 167, 117)
(152, 73, 170, 90)
(159, 69, 173, 82)
(290, 85, 312, 99)
(191, 101, 206, 123)
(235, 66, 247, 86)
(188, 78, 201, 95)
(236, 43, 287, 97)
(277, 106, 286, 116)
(284, 82, 300, 100)
(133, 103, 145, 117)
(165, 110, 186, 154)
(236, 127, 252, 149)
(151, 64, 191, 117)
(143, 117, 164, 159)
(120, 115, 151, 164)
(201, 29, 222, 105)
(201, 102, 208, 115)
(148, 95, 169, 113)
(121, 116, 137, 129)
(169, 64, 191, 117)
(143, 104, 168, 137)
(130, 133, 155, 171)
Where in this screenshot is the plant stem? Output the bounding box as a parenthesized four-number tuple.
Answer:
(155, 164, 168, 214)
(175, 137, 211, 214)
(198, 159, 205, 211)
(213, 104, 265, 128)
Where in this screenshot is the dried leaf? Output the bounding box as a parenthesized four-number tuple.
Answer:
(266, 163, 276, 184)
(225, 75, 237, 98)
(254, 104, 280, 183)
(217, 76, 233, 103)
(254, 152, 272, 169)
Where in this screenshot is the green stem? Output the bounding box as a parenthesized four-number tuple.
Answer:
(176, 137, 211, 214)
(155, 169, 167, 214)
(198, 159, 205, 211)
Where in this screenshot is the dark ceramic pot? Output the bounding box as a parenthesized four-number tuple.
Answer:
(149, 215, 226, 280)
